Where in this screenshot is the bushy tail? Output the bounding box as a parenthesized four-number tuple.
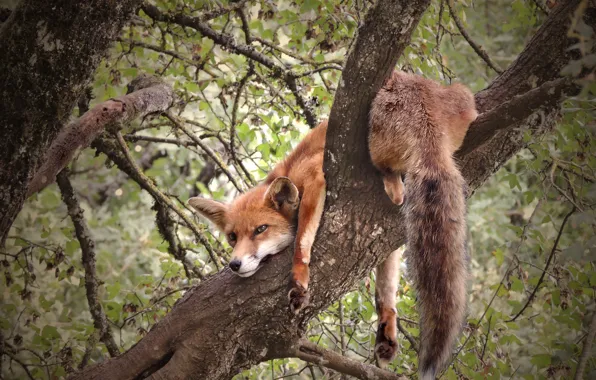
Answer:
(405, 162, 468, 380)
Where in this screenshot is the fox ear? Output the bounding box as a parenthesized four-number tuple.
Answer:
(188, 197, 228, 230)
(264, 177, 300, 217)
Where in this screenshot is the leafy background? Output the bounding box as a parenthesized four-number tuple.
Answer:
(1, 0, 595, 379)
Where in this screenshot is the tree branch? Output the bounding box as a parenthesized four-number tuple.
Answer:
(27, 75, 174, 197)
(90, 133, 222, 273)
(458, 77, 575, 156)
(574, 310, 596, 380)
(56, 170, 120, 357)
(291, 340, 407, 380)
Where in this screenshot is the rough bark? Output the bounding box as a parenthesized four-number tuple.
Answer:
(27, 75, 174, 197)
(0, 0, 142, 245)
(67, 1, 593, 380)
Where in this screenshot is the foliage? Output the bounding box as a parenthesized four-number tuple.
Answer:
(1, 0, 594, 379)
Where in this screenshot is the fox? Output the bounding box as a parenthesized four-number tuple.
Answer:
(189, 70, 477, 377)
(369, 71, 477, 379)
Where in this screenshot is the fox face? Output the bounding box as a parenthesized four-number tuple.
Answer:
(189, 177, 300, 277)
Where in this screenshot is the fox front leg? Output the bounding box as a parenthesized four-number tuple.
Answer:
(288, 178, 325, 314)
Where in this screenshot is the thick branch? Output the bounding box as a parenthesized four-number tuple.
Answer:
(56, 170, 119, 357)
(27, 75, 174, 197)
(458, 77, 575, 156)
(291, 340, 407, 380)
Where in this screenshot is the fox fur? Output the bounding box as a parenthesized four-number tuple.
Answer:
(189, 70, 477, 376)
(369, 71, 477, 379)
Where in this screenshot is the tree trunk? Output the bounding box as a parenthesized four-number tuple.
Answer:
(0, 0, 142, 245)
(69, 1, 593, 380)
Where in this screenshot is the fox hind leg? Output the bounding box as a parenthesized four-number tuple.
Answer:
(374, 248, 403, 368)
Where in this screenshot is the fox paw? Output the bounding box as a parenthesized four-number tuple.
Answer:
(374, 322, 398, 368)
(288, 281, 309, 314)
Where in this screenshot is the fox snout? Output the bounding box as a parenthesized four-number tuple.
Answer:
(229, 259, 242, 272)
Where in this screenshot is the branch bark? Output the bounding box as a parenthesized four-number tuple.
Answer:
(23, 1, 595, 379)
(291, 340, 407, 380)
(0, 0, 143, 245)
(27, 75, 175, 197)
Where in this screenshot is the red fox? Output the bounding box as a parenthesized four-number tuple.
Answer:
(189, 71, 477, 377)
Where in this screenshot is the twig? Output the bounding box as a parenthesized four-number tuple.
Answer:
(446, 0, 503, 74)
(507, 206, 576, 322)
(116, 38, 215, 76)
(123, 133, 212, 147)
(56, 170, 120, 357)
(141, 4, 318, 128)
(230, 67, 257, 186)
(574, 310, 596, 380)
(78, 331, 100, 369)
(285, 73, 317, 128)
(397, 318, 418, 353)
(154, 202, 205, 280)
(164, 112, 246, 192)
(480, 315, 492, 362)
(199, 0, 251, 22)
(3, 350, 35, 380)
(252, 36, 344, 66)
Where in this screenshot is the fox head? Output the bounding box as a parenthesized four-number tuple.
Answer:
(189, 177, 300, 277)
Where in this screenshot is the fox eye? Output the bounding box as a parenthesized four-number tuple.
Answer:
(254, 225, 268, 235)
(227, 232, 237, 242)
(400, 173, 406, 182)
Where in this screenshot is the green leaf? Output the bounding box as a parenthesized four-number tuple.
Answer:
(530, 354, 551, 368)
(510, 277, 524, 292)
(106, 281, 121, 300)
(41, 325, 61, 340)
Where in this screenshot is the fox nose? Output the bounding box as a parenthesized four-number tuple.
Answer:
(229, 259, 242, 272)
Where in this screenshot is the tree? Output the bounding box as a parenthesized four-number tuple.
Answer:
(1, 1, 595, 379)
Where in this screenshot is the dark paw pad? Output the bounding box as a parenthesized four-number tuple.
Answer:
(288, 282, 309, 314)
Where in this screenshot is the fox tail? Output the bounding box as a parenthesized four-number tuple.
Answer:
(405, 157, 468, 380)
